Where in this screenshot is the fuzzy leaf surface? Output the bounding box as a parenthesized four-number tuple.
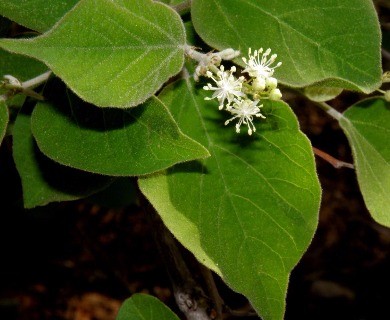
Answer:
(116, 294, 179, 320)
(139, 78, 321, 320)
(13, 111, 112, 208)
(0, 0, 79, 32)
(192, 0, 381, 93)
(0, 0, 186, 108)
(339, 98, 390, 226)
(0, 101, 8, 145)
(31, 81, 209, 176)
(158, 0, 183, 5)
(304, 86, 343, 102)
(0, 49, 47, 82)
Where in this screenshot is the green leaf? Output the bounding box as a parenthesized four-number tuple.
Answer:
(139, 78, 321, 320)
(0, 39, 48, 105)
(0, 0, 79, 32)
(0, 49, 47, 82)
(13, 111, 112, 209)
(191, 0, 381, 93)
(116, 294, 179, 320)
(31, 80, 209, 176)
(0, 48, 48, 107)
(304, 85, 343, 102)
(0, 100, 8, 145)
(0, 0, 186, 108)
(339, 98, 390, 227)
(158, 0, 184, 5)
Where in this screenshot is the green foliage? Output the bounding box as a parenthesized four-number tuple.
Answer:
(0, 0, 186, 108)
(140, 78, 321, 320)
(116, 294, 179, 320)
(304, 86, 343, 102)
(0, 101, 8, 145)
(13, 111, 112, 208)
(191, 0, 382, 93)
(0, 0, 79, 32)
(158, 0, 184, 5)
(0, 1, 388, 319)
(31, 81, 209, 176)
(339, 98, 390, 227)
(0, 49, 47, 82)
(0, 48, 47, 107)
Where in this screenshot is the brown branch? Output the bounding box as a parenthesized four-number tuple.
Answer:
(382, 48, 390, 61)
(142, 195, 215, 320)
(312, 147, 354, 169)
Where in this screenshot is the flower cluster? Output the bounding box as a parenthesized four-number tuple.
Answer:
(202, 48, 282, 135)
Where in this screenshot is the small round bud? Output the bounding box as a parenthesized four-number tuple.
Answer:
(3, 75, 22, 88)
(218, 48, 240, 60)
(266, 77, 278, 89)
(252, 77, 266, 91)
(269, 88, 282, 100)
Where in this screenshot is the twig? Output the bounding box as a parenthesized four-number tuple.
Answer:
(142, 196, 214, 320)
(313, 147, 354, 169)
(22, 70, 52, 89)
(315, 101, 343, 121)
(382, 48, 390, 61)
(199, 266, 224, 319)
(1, 71, 52, 102)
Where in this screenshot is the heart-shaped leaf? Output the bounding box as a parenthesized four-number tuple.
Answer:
(191, 0, 381, 93)
(0, 48, 48, 108)
(0, 0, 186, 108)
(339, 98, 390, 226)
(31, 80, 209, 176)
(0, 101, 8, 145)
(0, 49, 47, 82)
(0, 0, 79, 32)
(304, 86, 343, 102)
(116, 294, 179, 320)
(13, 111, 112, 208)
(139, 78, 321, 320)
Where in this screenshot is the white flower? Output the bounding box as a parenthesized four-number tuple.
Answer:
(224, 99, 266, 135)
(242, 48, 282, 79)
(203, 65, 245, 110)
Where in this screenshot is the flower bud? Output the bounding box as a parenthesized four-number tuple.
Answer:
(266, 77, 278, 89)
(252, 77, 266, 91)
(269, 88, 282, 100)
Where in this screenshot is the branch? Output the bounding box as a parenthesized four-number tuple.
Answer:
(315, 101, 343, 121)
(21, 70, 52, 89)
(313, 147, 354, 169)
(142, 197, 215, 320)
(382, 48, 390, 61)
(1, 71, 52, 102)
